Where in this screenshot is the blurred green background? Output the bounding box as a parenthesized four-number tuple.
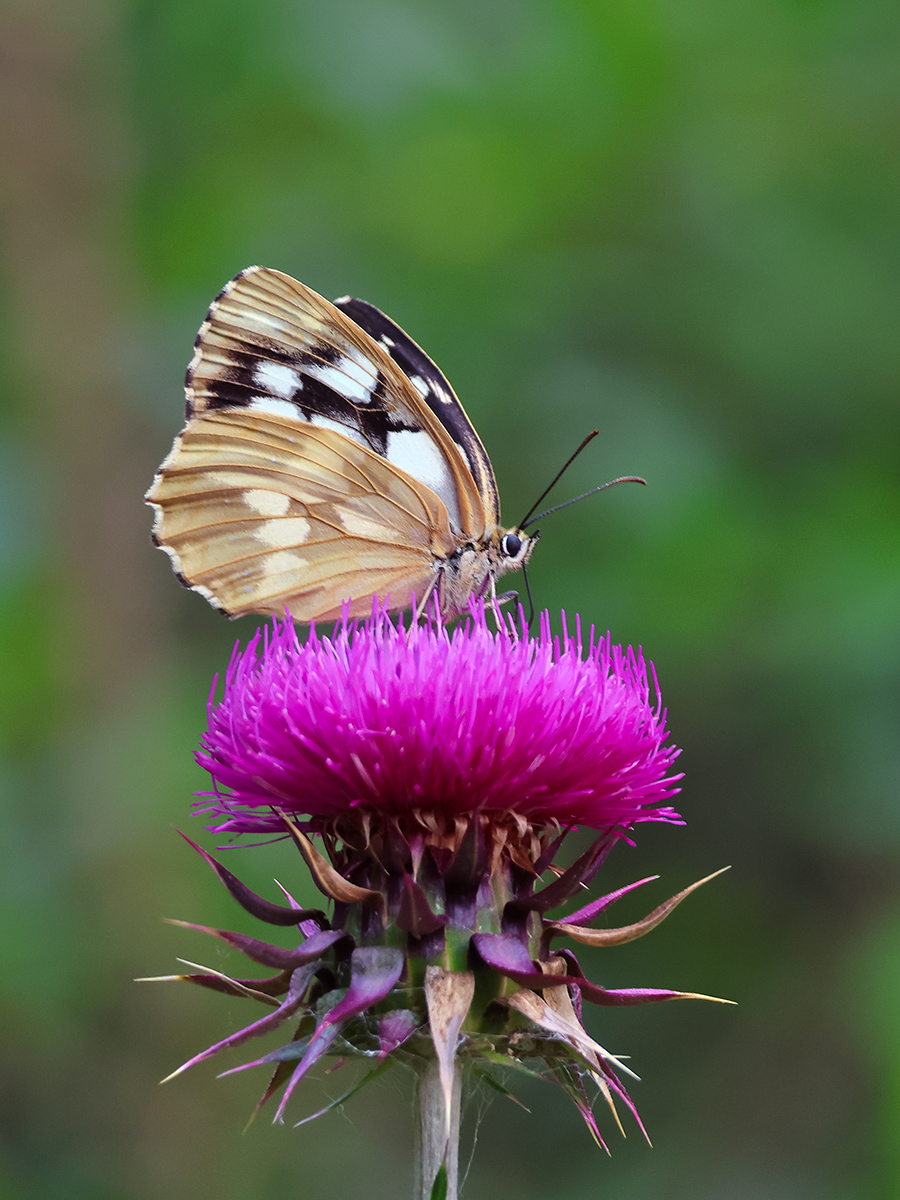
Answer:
(1, 0, 898, 1197)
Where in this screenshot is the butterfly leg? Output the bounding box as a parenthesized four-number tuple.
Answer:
(414, 568, 444, 624)
(479, 572, 514, 630)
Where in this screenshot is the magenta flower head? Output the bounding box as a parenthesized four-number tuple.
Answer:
(154, 605, 727, 1188)
(198, 605, 683, 848)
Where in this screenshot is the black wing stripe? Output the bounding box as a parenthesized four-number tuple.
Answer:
(334, 296, 500, 528)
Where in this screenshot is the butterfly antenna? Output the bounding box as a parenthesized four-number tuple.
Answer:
(524, 474, 646, 526)
(518, 430, 600, 529)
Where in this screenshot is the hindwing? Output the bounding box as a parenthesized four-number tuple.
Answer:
(148, 409, 458, 621)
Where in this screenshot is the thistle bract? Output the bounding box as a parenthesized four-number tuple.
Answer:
(157, 606, 724, 1149)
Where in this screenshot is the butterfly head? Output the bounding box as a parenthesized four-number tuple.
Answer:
(496, 527, 539, 574)
(489, 525, 539, 614)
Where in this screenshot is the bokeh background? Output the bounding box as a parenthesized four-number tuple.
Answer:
(1, 1, 898, 1197)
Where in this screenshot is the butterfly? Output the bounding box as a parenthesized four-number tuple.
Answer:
(146, 267, 538, 622)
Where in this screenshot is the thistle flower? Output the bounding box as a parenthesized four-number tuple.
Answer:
(150, 605, 727, 1195)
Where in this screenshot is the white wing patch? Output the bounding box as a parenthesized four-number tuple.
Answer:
(305, 348, 378, 405)
(256, 517, 312, 546)
(241, 399, 368, 449)
(386, 429, 460, 527)
(247, 397, 307, 421)
(253, 361, 303, 399)
(409, 372, 454, 407)
(310, 414, 368, 447)
(244, 489, 291, 517)
(263, 550, 310, 580)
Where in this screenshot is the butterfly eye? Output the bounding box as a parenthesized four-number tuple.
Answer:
(501, 532, 523, 559)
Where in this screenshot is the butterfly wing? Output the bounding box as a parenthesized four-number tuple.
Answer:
(146, 266, 529, 623)
(146, 407, 459, 621)
(332, 295, 501, 531)
(184, 267, 489, 539)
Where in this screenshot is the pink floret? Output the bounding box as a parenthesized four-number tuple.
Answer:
(196, 605, 683, 837)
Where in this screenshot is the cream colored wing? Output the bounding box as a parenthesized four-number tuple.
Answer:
(146, 408, 460, 622)
(187, 267, 489, 541)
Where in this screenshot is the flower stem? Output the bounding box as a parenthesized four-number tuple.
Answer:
(414, 1058, 461, 1200)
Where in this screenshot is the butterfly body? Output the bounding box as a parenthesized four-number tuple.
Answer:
(146, 267, 536, 622)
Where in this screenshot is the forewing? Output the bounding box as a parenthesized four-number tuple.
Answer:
(186, 267, 487, 538)
(146, 408, 459, 622)
(333, 295, 501, 529)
